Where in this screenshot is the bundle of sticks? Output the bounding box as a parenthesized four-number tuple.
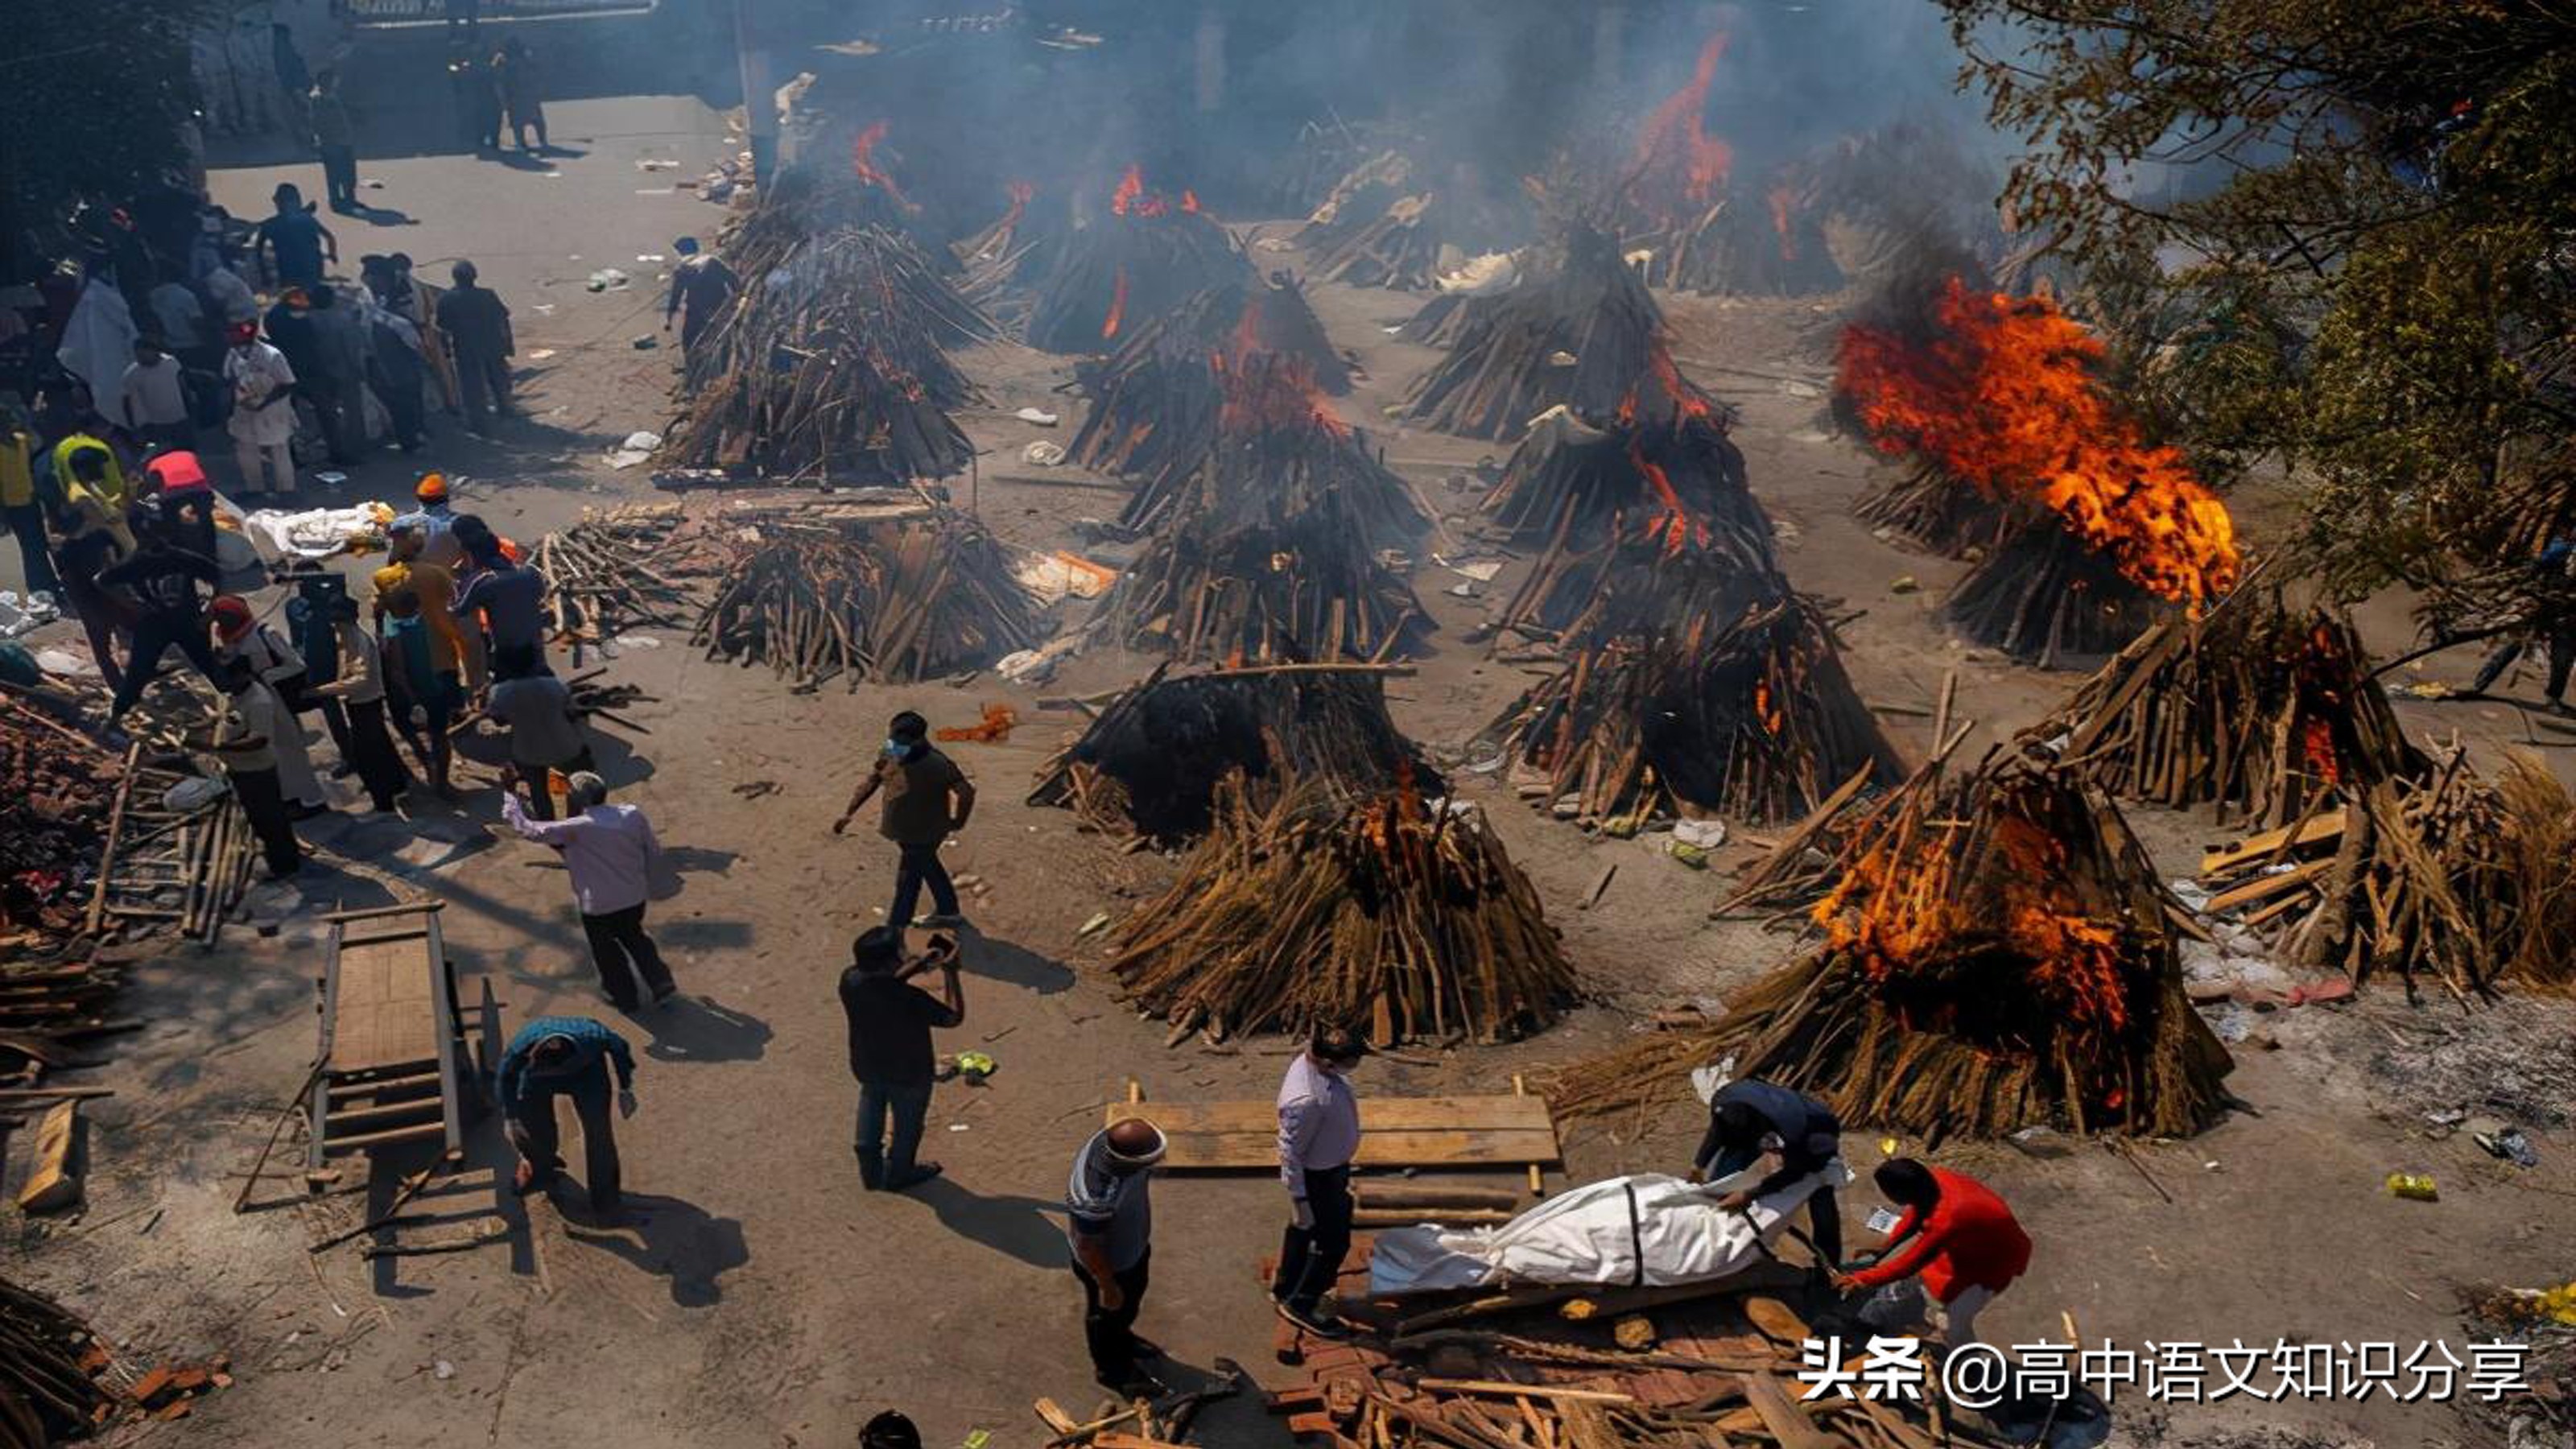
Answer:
(1269, 115, 1421, 216)
(0, 1277, 126, 1445)
(1026, 170, 1250, 354)
(1943, 517, 2161, 667)
(659, 225, 989, 484)
(1067, 275, 1352, 525)
(1850, 463, 2029, 558)
(1028, 662, 1441, 841)
(693, 504, 1045, 686)
(1402, 226, 1713, 441)
(954, 181, 1071, 327)
(1621, 169, 1846, 298)
(0, 694, 120, 956)
(1105, 775, 1575, 1046)
(2195, 750, 2576, 996)
(535, 502, 726, 667)
(1486, 590, 1902, 830)
(1558, 750, 2234, 1141)
(1297, 151, 1444, 289)
(2030, 591, 2423, 828)
(88, 751, 258, 948)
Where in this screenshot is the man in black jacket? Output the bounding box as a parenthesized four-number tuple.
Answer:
(436, 259, 514, 434)
(101, 501, 225, 720)
(1690, 1077, 1847, 1270)
(836, 927, 964, 1192)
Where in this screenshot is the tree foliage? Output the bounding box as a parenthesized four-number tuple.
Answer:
(1939, 0, 2576, 598)
(0, 0, 214, 279)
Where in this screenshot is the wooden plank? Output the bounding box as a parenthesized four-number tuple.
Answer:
(2202, 857, 2335, 913)
(1108, 1096, 1551, 1133)
(15, 1100, 81, 1212)
(1141, 1127, 1561, 1170)
(1744, 1372, 1837, 1449)
(320, 1121, 447, 1155)
(1107, 1096, 1562, 1170)
(2199, 813, 2347, 875)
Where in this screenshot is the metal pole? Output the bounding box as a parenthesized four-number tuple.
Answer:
(734, 0, 778, 186)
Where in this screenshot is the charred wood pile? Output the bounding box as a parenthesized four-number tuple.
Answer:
(1837, 267, 2240, 667)
(693, 502, 1044, 687)
(954, 180, 1071, 328)
(1026, 166, 1251, 354)
(1559, 752, 2234, 1141)
(1297, 151, 1527, 293)
(1483, 406, 1763, 560)
(1851, 462, 2030, 559)
(1624, 164, 1846, 298)
(0, 696, 119, 957)
(2196, 751, 2576, 997)
(1269, 115, 1420, 216)
(1402, 226, 1711, 441)
(658, 224, 991, 485)
(536, 502, 728, 667)
(2032, 592, 2424, 827)
(1104, 776, 1575, 1046)
(1067, 274, 1352, 522)
(0, 1278, 129, 1441)
(1028, 662, 1439, 842)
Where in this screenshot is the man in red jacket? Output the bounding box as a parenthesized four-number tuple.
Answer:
(1835, 1158, 2031, 1348)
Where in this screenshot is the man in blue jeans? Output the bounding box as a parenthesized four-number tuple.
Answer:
(495, 1015, 638, 1218)
(836, 926, 964, 1191)
(832, 710, 977, 931)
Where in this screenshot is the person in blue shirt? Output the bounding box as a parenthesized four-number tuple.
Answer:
(2471, 538, 2576, 716)
(253, 184, 336, 291)
(494, 1015, 638, 1216)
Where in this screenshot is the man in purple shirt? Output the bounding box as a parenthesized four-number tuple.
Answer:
(1271, 1023, 1368, 1340)
(502, 772, 678, 1009)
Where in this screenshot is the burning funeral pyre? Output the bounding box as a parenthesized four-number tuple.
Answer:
(1028, 663, 1441, 843)
(1104, 775, 1575, 1046)
(1295, 149, 1529, 292)
(1476, 406, 1901, 828)
(2032, 591, 2424, 828)
(693, 502, 1043, 686)
(657, 220, 993, 485)
(952, 180, 1071, 330)
(1067, 273, 1352, 528)
(1558, 751, 2235, 1141)
(1837, 269, 2242, 666)
(1402, 225, 1711, 441)
(1608, 33, 1846, 297)
(1096, 335, 1431, 666)
(1026, 165, 1252, 354)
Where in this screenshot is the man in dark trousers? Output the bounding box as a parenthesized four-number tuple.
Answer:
(1066, 1117, 1168, 1397)
(436, 259, 514, 434)
(502, 772, 676, 1009)
(252, 184, 336, 291)
(832, 710, 976, 931)
(662, 237, 737, 357)
(836, 927, 964, 1191)
(1690, 1076, 1847, 1273)
(496, 1015, 638, 1219)
(1835, 1158, 2032, 1350)
(199, 658, 305, 879)
(1272, 1024, 1367, 1340)
(99, 501, 225, 720)
(485, 643, 589, 818)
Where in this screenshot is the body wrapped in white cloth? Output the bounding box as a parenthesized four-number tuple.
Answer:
(1368, 1160, 1850, 1294)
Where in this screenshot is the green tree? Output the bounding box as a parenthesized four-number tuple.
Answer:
(1938, 0, 2576, 599)
(0, 0, 214, 279)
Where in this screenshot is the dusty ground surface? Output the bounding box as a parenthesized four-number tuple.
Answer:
(6, 69, 2574, 1449)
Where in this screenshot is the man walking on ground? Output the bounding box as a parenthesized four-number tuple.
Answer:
(485, 643, 589, 818)
(1066, 1117, 1169, 1397)
(832, 710, 976, 931)
(375, 581, 460, 796)
(436, 260, 514, 435)
(200, 658, 305, 879)
(502, 772, 677, 1009)
(306, 285, 371, 465)
(1690, 1076, 1847, 1275)
(309, 69, 361, 214)
(496, 1015, 638, 1220)
(1834, 1159, 2031, 1350)
(453, 523, 547, 663)
(378, 520, 482, 692)
(1273, 1025, 1368, 1340)
(221, 320, 297, 496)
(836, 927, 963, 1191)
(663, 237, 737, 357)
(118, 337, 194, 456)
(307, 597, 409, 812)
(252, 184, 336, 291)
(99, 503, 223, 720)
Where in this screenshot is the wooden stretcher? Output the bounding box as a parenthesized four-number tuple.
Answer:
(1105, 1075, 1562, 1181)
(307, 901, 480, 1170)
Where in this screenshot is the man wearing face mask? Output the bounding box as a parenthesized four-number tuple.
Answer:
(1272, 1024, 1368, 1340)
(832, 709, 976, 932)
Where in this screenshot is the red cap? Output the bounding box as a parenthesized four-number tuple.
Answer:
(144, 450, 209, 493)
(209, 596, 255, 641)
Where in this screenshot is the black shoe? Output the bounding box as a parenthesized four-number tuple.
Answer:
(856, 1151, 885, 1191)
(650, 980, 679, 1005)
(1276, 1302, 1354, 1340)
(885, 1162, 943, 1191)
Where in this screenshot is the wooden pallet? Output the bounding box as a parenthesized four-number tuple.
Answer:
(1105, 1079, 1561, 1174)
(308, 902, 474, 1168)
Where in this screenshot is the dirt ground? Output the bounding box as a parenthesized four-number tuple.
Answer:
(6, 90, 2574, 1449)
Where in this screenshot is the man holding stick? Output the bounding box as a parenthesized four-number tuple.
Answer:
(836, 926, 964, 1191)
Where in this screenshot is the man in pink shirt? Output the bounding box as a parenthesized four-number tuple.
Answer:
(502, 772, 678, 1009)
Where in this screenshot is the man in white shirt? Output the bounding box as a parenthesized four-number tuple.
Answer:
(203, 659, 304, 879)
(501, 774, 678, 1009)
(119, 337, 194, 454)
(221, 321, 296, 495)
(1272, 1024, 1368, 1340)
(306, 597, 409, 812)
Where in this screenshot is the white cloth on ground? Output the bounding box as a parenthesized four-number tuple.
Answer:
(1368, 1161, 1851, 1294)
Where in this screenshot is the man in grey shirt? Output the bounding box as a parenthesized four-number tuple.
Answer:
(1066, 1117, 1166, 1396)
(485, 642, 591, 818)
(1272, 1024, 1368, 1340)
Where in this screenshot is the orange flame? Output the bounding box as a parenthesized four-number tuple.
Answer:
(1765, 183, 1798, 259)
(1210, 302, 1349, 440)
(1836, 275, 2240, 609)
(1631, 33, 1734, 218)
(1625, 438, 1711, 558)
(850, 121, 917, 213)
(1111, 163, 1144, 217)
(1101, 266, 1129, 341)
(1109, 163, 1198, 220)
(1617, 345, 1717, 429)
(997, 179, 1034, 228)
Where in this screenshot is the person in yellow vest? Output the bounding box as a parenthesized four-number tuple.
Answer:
(0, 417, 59, 596)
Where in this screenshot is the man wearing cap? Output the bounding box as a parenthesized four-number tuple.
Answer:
(495, 1014, 638, 1219)
(663, 237, 737, 358)
(396, 473, 461, 566)
(141, 450, 221, 559)
(1066, 1117, 1169, 1397)
(211, 597, 329, 816)
(305, 597, 409, 813)
(435, 259, 514, 434)
(221, 320, 297, 495)
(502, 773, 679, 1009)
(1273, 1024, 1368, 1340)
(836, 926, 964, 1191)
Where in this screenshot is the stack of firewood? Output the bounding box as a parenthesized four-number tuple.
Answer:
(693, 503, 1044, 686)
(1296, 150, 1525, 293)
(1105, 776, 1575, 1046)
(1945, 517, 2163, 667)
(1402, 226, 1713, 441)
(953, 181, 1071, 329)
(1620, 163, 1846, 298)
(2031, 592, 2423, 828)
(1559, 750, 2234, 1141)
(1029, 663, 1441, 841)
(535, 502, 728, 667)
(0, 1278, 127, 1443)
(1026, 168, 1250, 354)
(658, 225, 990, 484)
(2196, 749, 2576, 996)
(0, 695, 119, 956)
(1852, 462, 2031, 558)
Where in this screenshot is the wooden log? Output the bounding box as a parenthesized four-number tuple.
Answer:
(15, 1100, 83, 1212)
